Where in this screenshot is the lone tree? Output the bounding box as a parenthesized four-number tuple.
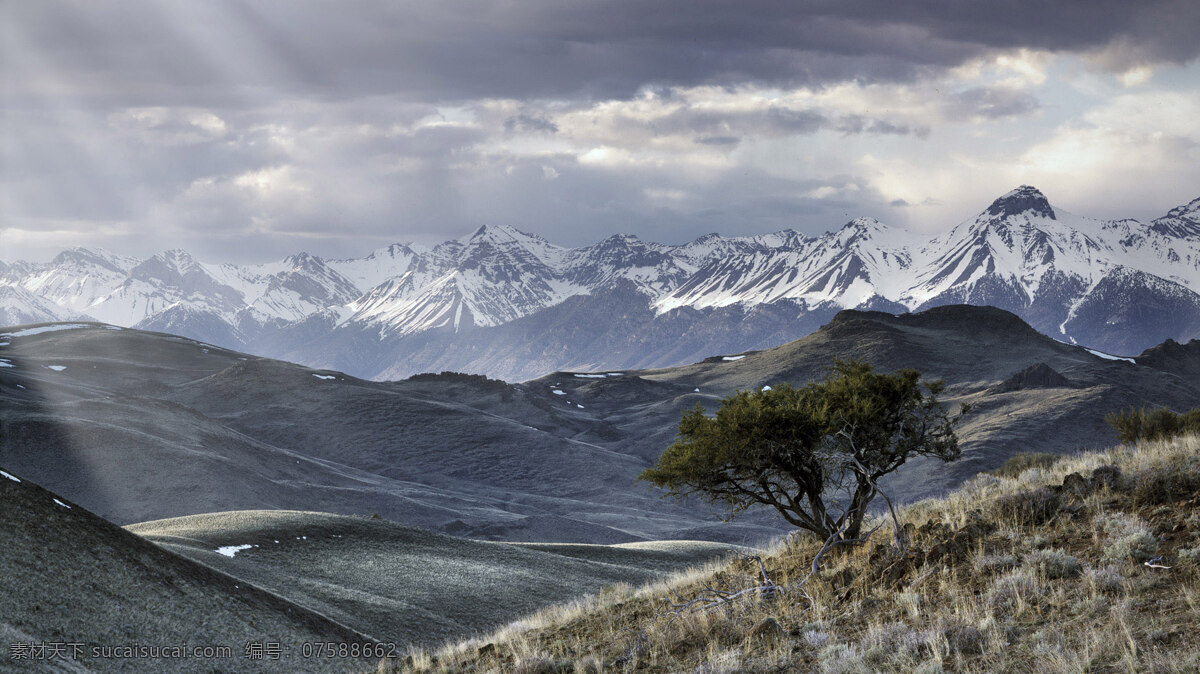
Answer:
(640, 359, 967, 541)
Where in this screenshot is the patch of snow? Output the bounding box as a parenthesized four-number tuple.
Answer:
(46, 365, 67, 371)
(694, 388, 700, 392)
(722, 355, 745, 361)
(312, 374, 336, 380)
(104, 325, 123, 330)
(552, 389, 566, 395)
(16, 384, 25, 389)
(0, 324, 92, 338)
(0, 470, 20, 482)
(215, 544, 255, 558)
(576, 404, 584, 408)
(1085, 348, 1136, 364)
(53, 498, 71, 509)
(762, 385, 773, 391)
(0, 359, 13, 368)
(573, 373, 607, 379)
(606, 373, 623, 376)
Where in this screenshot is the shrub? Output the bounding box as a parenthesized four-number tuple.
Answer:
(973, 553, 1020, 574)
(1105, 531, 1158, 562)
(512, 656, 559, 674)
(993, 487, 1060, 525)
(1176, 546, 1200, 567)
(1024, 548, 1082, 578)
(1106, 406, 1200, 444)
(817, 644, 870, 674)
(941, 623, 987, 654)
(1100, 512, 1159, 562)
(803, 629, 832, 648)
(861, 622, 929, 652)
(1083, 565, 1126, 594)
(1127, 466, 1200, 506)
(987, 570, 1039, 612)
(990, 452, 1061, 479)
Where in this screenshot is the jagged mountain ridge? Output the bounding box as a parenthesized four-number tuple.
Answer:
(2, 187, 1199, 380)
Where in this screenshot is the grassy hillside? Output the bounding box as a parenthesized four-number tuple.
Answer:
(389, 435, 1200, 673)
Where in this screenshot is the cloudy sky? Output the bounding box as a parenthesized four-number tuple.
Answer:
(3, 0, 1199, 263)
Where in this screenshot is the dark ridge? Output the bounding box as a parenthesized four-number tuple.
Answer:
(989, 362, 1072, 394)
(825, 305, 1042, 342)
(985, 185, 1055, 220)
(899, 304, 1043, 338)
(1135, 338, 1200, 380)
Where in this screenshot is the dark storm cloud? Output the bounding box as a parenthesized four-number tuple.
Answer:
(7, 0, 1197, 108)
(5, 0, 1199, 264)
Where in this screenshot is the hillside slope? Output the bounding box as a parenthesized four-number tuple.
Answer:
(0, 467, 369, 673)
(392, 435, 1200, 673)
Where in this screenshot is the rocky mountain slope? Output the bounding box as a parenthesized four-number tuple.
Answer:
(3, 306, 1198, 545)
(3, 188, 1198, 381)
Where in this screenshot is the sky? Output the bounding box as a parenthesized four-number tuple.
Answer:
(2, 0, 1199, 263)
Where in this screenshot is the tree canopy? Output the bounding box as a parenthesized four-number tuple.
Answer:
(640, 359, 967, 540)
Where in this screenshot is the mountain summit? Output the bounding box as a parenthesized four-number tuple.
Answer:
(3, 187, 1199, 380)
(985, 185, 1055, 220)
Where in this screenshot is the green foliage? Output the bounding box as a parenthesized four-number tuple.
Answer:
(1106, 406, 1200, 444)
(639, 358, 966, 540)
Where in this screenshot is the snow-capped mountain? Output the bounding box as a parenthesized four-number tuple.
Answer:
(3, 186, 1199, 381)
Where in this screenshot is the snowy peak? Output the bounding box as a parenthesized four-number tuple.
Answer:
(328, 243, 421, 291)
(1164, 197, 1200, 221)
(0, 284, 89, 325)
(282, 252, 325, 272)
(50, 248, 135, 274)
(130, 249, 208, 285)
(985, 185, 1055, 220)
(1151, 197, 1200, 239)
(246, 253, 362, 323)
(578, 233, 666, 268)
(463, 224, 526, 243)
(823, 217, 916, 253)
(460, 224, 553, 252)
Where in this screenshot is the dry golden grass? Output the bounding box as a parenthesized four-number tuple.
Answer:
(381, 435, 1200, 673)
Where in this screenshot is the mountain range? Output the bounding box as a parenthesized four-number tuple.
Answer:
(3, 186, 1199, 381)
